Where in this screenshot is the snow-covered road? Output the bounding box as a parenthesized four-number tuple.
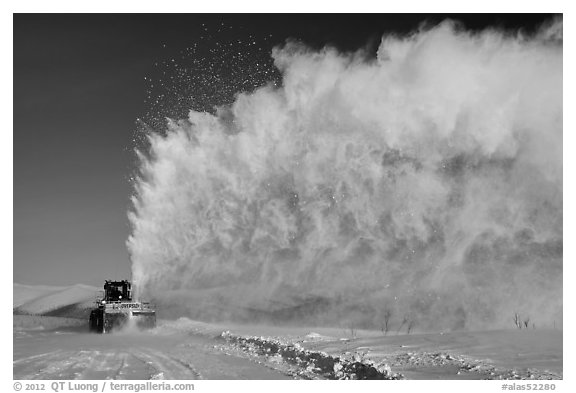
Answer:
(13, 328, 291, 380)
(13, 317, 562, 380)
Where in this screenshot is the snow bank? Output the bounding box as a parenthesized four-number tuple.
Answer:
(217, 330, 401, 380)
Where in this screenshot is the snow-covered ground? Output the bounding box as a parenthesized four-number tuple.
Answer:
(13, 284, 292, 379)
(13, 284, 562, 380)
(13, 319, 291, 379)
(163, 319, 562, 380)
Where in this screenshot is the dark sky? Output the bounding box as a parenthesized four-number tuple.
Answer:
(13, 14, 555, 286)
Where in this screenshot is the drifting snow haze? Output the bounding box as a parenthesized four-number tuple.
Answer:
(128, 20, 562, 331)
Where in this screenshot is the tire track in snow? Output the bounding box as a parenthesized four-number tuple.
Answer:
(14, 329, 291, 380)
(13, 351, 59, 366)
(16, 350, 141, 380)
(130, 349, 202, 379)
(13, 350, 68, 379)
(13, 347, 200, 380)
(15, 350, 86, 380)
(79, 351, 126, 379)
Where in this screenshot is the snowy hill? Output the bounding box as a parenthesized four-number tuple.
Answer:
(13, 283, 66, 308)
(13, 283, 100, 317)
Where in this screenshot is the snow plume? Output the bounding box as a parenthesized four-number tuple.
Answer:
(127, 20, 562, 331)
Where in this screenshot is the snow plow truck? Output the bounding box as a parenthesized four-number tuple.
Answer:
(89, 280, 156, 333)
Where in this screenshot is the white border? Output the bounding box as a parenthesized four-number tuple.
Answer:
(4, 4, 571, 391)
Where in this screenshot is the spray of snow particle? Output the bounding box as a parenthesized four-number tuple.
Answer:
(127, 20, 562, 331)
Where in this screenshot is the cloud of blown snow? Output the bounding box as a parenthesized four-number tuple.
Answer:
(127, 19, 562, 331)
